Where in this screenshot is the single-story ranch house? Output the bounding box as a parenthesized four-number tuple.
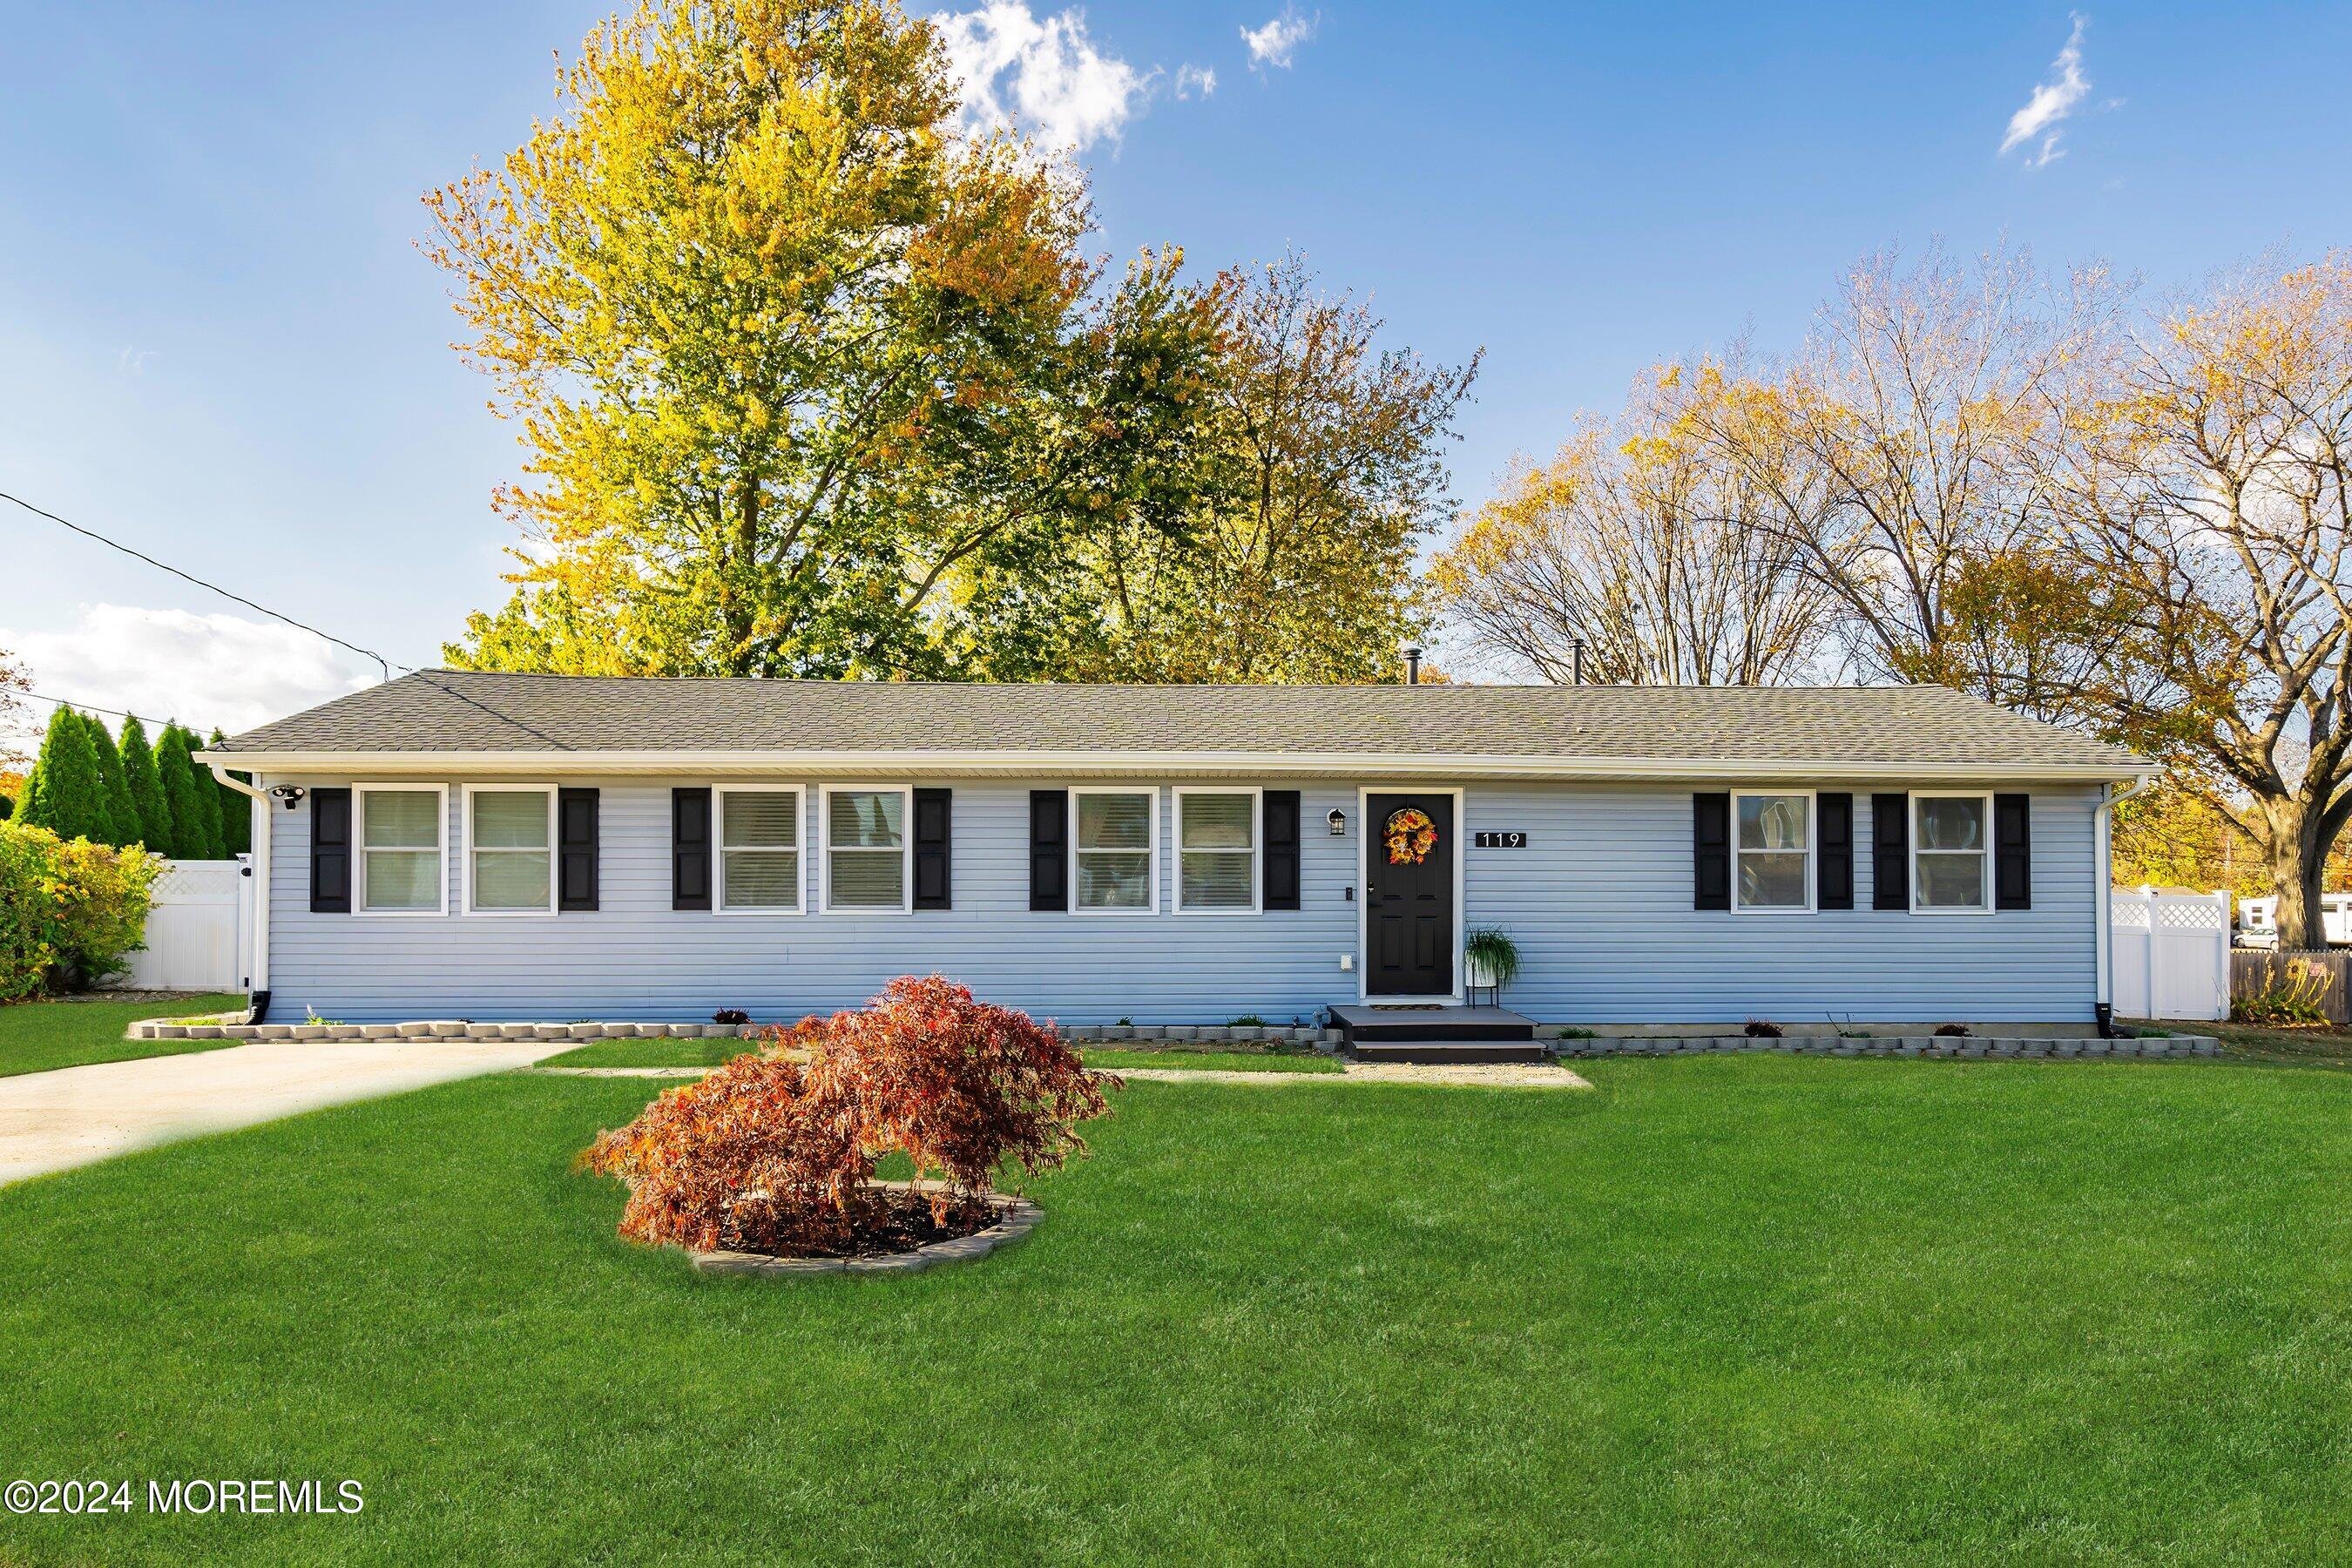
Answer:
(200, 672, 2154, 1031)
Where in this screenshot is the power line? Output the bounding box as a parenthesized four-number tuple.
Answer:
(17, 687, 211, 733)
(0, 488, 402, 682)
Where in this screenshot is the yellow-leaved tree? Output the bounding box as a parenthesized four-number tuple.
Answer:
(428, 0, 1218, 678)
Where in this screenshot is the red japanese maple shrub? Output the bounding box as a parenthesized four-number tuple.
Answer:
(579, 977, 1115, 1258)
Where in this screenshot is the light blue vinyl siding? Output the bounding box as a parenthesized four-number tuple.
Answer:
(262, 777, 2100, 1024)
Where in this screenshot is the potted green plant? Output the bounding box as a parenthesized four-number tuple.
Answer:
(1463, 926, 1521, 1006)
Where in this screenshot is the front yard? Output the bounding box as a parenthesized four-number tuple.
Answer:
(0, 992, 246, 1078)
(6, 1053, 2352, 1563)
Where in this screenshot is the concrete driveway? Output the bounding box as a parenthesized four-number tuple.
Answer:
(0, 1037, 564, 1187)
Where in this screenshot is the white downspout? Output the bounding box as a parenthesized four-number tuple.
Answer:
(2095, 774, 2154, 1032)
(204, 759, 270, 1017)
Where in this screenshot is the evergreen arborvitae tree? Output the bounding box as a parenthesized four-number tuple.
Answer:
(24, 706, 105, 842)
(118, 716, 172, 849)
(80, 712, 140, 847)
(207, 728, 251, 855)
(185, 725, 226, 857)
(155, 724, 216, 858)
(8, 761, 39, 824)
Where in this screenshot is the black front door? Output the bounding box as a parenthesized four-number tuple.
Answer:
(1366, 793, 1455, 996)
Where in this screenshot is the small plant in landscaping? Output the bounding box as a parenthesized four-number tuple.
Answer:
(1553, 1026, 1595, 1040)
(1744, 1018, 1783, 1038)
(2233, 958, 2333, 1027)
(1226, 1014, 1269, 1027)
(1827, 1012, 1870, 1039)
(712, 1008, 749, 1026)
(1934, 1024, 1971, 1038)
(304, 1007, 342, 1027)
(580, 976, 1116, 1260)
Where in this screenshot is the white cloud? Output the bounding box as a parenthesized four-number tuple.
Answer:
(0, 605, 372, 753)
(935, 3, 1150, 153)
(1241, 7, 1317, 71)
(116, 348, 155, 375)
(2000, 14, 2091, 165)
(1174, 63, 1217, 99)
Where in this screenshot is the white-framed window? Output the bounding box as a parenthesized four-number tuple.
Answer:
(464, 785, 556, 916)
(1071, 787, 1158, 914)
(1912, 792, 1991, 914)
(822, 785, 909, 912)
(1733, 789, 1814, 914)
(1174, 787, 1260, 913)
(716, 785, 803, 913)
(356, 783, 448, 916)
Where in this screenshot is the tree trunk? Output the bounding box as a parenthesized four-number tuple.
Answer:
(2261, 794, 2332, 950)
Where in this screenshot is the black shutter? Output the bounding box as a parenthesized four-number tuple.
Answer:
(558, 787, 599, 911)
(1818, 792, 1854, 910)
(1263, 789, 1301, 910)
(1994, 793, 2031, 910)
(913, 788, 952, 910)
(1693, 793, 1731, 910)
(1871, 793, 1909, 911)
(1029, 788, 1068, 911)
(672, 787, 712, 911)
(309, 787, 351, 914)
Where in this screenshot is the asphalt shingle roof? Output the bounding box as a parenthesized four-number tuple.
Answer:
(208, 671, 2146, 774)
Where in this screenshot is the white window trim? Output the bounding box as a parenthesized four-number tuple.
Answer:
(819, 784, 913, 915)
(463, 784, 558, 917)
(1910, 790, 1995, 916)
(1070, 785, 1160, 916)
(1173, 786, 1262, 915)
(1730, 787, 1815, 916)
(355, 781, 449, 918)
(713, 783, 806, 916)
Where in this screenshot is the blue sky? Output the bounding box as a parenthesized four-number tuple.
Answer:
(3, 0, 2348, 745)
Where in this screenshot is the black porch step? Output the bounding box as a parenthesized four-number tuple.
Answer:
(1348, 1041, 1551, 1064)
(1330, 1004, 1538, 1044)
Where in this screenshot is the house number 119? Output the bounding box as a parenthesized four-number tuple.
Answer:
(1472, 831, 1529, 848)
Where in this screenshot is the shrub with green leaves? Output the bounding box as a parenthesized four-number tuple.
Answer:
(0, 821, 160, 998)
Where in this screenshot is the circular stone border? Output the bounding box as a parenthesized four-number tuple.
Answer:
(688, 1179, 1043, 1279)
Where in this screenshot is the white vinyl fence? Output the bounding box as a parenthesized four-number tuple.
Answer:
(121, 856, 253, 992)
(2109, 886, 2231, 1022)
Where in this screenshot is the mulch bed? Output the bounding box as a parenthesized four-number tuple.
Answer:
(718, 1187, 997, 1260)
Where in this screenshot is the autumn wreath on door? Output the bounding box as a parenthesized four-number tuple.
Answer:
(1383, 807, 1438, 866)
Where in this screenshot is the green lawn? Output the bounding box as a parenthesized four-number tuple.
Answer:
(537, 1036, 758, 1069)
(0, 992, 246, 1078)
(1080, 1047, 1340, 1073)
(5, 1056, 2352, 1563)
(538, 1039, 1340, 1073)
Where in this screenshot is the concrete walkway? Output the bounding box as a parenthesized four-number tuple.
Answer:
(0, 1037, 563, 1187)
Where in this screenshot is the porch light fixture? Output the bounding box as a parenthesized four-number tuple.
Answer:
(268, 785, 308, 810)
(1327, 808, 1347, 836)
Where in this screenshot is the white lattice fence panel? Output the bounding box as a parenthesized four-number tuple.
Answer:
(2110, 887, 2229, 1022)
(122, 857, 250, 992)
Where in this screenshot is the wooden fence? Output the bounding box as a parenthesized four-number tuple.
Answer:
(2229, 949, 2352, 1025)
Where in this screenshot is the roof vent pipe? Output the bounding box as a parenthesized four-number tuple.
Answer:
(1402, 645, 1423, 686)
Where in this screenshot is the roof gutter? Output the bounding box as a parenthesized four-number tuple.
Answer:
(205, 760, 272, 1024)
(2093, 772, 2157, 1037)
(199, 747, 2158, 786)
